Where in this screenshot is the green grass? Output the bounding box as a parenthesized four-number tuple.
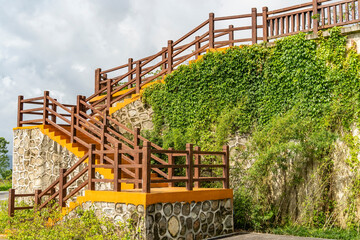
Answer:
(271, 226, 360, 240)
(0, 180, 11, 191)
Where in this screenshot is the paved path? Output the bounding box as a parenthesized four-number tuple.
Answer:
(215, 232, 331, 240)
(0, 191, 8, 201)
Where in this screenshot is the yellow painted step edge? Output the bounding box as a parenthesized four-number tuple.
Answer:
(108, 47, 233, 114)
(61, 188, 234, 216)
(109, 78, 164, 115)
(14, 125, 114, 179)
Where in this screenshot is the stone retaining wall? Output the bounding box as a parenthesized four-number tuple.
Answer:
(111, 100, 154, 133)
(12, 128, 112, 203)
(146, 198, 233, 240)
(13, 128, 78, 194)
(73, 198, 233, 240)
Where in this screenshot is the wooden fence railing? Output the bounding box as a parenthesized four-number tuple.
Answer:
(12, 0, 359, 217)
(18, 91, 171, 179)
(11, 92, 229, 217)
(87, 0, 360, 114)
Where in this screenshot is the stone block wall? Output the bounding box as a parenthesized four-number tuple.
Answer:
(146, 199, 233, 240)
(111, 100, 154, 132)
(13, 128, 78, 194)
(73, 198, 233, 240)
(13, 127, 112, 203)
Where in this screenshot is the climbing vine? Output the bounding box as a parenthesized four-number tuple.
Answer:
(143, 27, 360, 230)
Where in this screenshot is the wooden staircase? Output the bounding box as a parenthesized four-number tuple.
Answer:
(41, 125, 168, 188)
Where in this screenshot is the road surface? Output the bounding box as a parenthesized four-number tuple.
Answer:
(216, 232, 331, 240)
(0, 191, 8, 201)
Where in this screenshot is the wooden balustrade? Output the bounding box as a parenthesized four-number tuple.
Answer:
(12, 0, 359, 217)
(8, 131, 230, 217)
(87, 0, 359, 114)
(13, 91, 230, 217)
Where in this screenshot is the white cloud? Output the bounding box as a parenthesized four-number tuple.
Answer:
(71, 64, 86, 73)
(1, 76, 14, 88)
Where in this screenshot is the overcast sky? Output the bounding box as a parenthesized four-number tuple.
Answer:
(0, 0, 306, 152)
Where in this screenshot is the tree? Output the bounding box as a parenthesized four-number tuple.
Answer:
(0, 137, 11, 179)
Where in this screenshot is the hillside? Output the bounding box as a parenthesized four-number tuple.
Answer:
(142, 28, 360, 233)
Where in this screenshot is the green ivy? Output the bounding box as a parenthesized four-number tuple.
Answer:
(143, 27, 360, 231)
(143, 28, 360, 150)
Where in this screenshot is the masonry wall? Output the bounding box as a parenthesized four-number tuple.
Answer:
(111, 100, 154, 133)
(73, 198, 233, 240)
(13, 128, 78, 194)
(12, 127, 112, 203)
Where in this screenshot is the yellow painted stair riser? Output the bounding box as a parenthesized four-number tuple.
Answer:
(61, 188, 234, 216)
(40, 126, 115, 179)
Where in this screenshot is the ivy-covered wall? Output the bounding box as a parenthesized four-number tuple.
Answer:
(141, 27, 360, 230)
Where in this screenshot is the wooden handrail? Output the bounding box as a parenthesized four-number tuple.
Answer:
(93, 0, 360, 104)
(14, 0, 359, 217)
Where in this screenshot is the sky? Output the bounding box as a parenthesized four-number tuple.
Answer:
(0, 0, 306, 152)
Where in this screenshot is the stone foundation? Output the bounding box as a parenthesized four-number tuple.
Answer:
(146, 199, 233, 239)
(72, 198, 233, 240)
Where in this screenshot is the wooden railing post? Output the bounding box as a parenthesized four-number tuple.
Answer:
(51, 99, 57, 123)
(128, 58, 133, 84)
(134, 128, 140, 147)
(70, 107, 76, 143)
(312, 0, 319, 33)
(43, 91, 49, 125)
(134, 145, 142, 189)
(114, 143, 121, 192)
(194, 146, 201, 188)
(59, 168, 67, 208)
(51, 188, 55, 196)
(8, 188, 15, 217)
(251, 8, 258, 44)
(88, 144, 96, 191)
(262, 7, 269, 42)
(100, 110, 109, 164)
(142, 141, 151, 193)
(195, 36, 201, 59)
(162, 47, 167, 70)
(95, 68, 101, 93)
(209, 13, 215, 49)
(17, 96, 23, 127)
(135, 61, 141, 94)
(76, 95, 83, 127)
(168, 147, 174, 187)
(228, 25, 234, 47)
(106, 79, 112, 110)
(186, 143, 193, 191)
(167, 40, 173, 74)
(34, 189, 41, 211)
(222, 145, 230, 189)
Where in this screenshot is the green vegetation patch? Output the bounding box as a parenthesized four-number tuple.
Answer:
(143, 27, 360, 234)
(0, 200, 142, 240)
(0, 180, 11, 191)
(272, 225, 360, 240)
(143, 28, 360, 150)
